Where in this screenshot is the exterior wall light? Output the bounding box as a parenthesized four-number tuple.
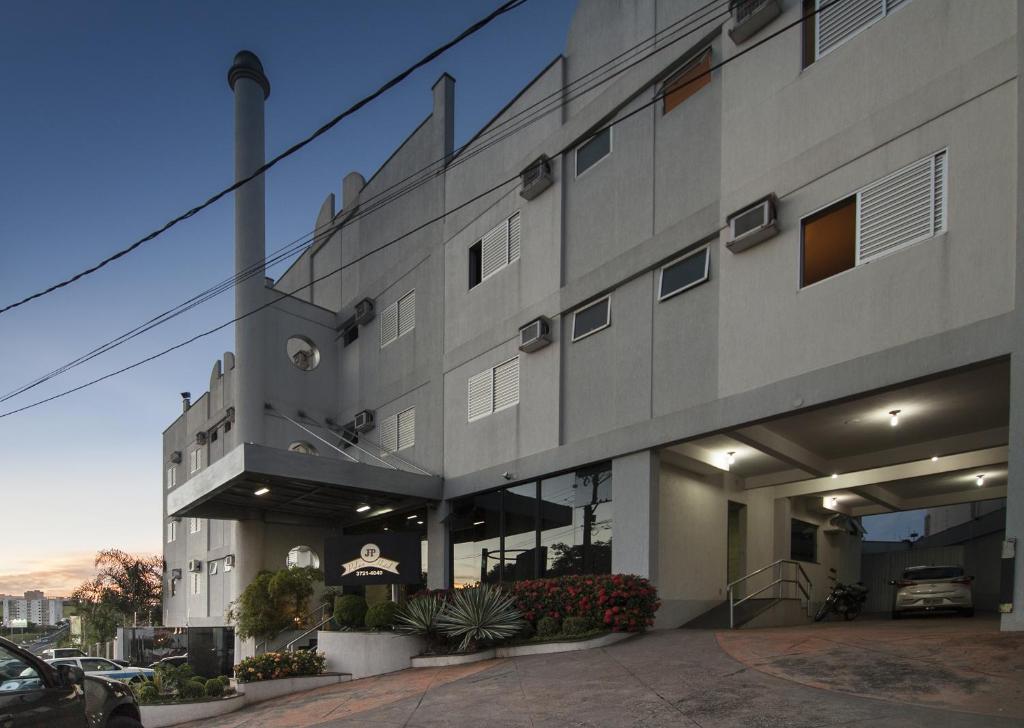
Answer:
(254, 487, 270, 496)
(831, 473, 838, 479)
(356, 504, 371, 512)
(931, 456, 939, 462)
(889, 409, 901, 427)
(727, 451, 736, 465)
(976, 474, 985, 487)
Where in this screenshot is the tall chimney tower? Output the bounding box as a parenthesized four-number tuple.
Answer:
(227, 51, 270, 445)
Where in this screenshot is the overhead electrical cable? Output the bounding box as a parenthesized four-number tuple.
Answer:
(0, 0, 839, 418)
(0, 0, 529, 316)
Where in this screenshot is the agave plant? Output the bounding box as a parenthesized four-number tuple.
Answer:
(394, 595, 446, 649)
(435, 584, 525, 653)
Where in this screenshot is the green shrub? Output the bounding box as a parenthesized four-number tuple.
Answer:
(204, 678, 224, 697)
(536, 616, 560, 638)
(517, 621, 536, 640)
(562, 616, 595, 636)
(234, 650, 326, 683)
(334, 595, 368, 628)
(136, 682, 158, 704)
(512, 574, 660, 633)
(154, 663, 194, 694)
(364, 601, 398, 630)
(179, 681, 205, 701)
(436, 584, 526, 652)
(217, 674, 231, 686)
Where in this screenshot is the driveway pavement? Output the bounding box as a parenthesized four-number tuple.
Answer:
(183, 620, 1024, 727)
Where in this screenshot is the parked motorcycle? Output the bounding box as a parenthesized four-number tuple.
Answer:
(814, 568, 869, 622)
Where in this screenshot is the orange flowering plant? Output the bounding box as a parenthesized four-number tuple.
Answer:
(234, 650, 326, 683)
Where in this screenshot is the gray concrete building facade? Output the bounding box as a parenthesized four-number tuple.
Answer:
(162, 0, 1024, 637)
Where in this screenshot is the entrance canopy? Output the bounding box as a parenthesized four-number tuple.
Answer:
(167, 442, 442, 527)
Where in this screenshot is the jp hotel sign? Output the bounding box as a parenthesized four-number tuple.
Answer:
(324, 533, 421, 585)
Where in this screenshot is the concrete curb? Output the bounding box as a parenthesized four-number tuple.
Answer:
(411, 648, 497, 668)
(495, 631, 634, 657)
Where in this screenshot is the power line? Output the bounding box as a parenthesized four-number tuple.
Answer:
(0, 0, 839, 419)
(0, 0, 733, 402)
(0, 0, 529, 317)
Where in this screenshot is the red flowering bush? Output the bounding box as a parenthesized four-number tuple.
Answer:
(510, 574, 659, 633)
(234, 650, 326, 683)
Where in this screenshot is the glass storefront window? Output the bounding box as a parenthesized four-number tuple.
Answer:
(450, 463, 612, 587)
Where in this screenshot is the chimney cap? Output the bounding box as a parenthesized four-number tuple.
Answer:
(228, 50, 270, 99)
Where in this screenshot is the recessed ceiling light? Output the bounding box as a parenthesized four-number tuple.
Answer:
(378, 508, 393, 515)
(254, 487, 270, 496)
(406, 514, 418, 520)
(473, 520, 484, 526)
(416, 520, 424, 525)
(726, 451, 736, 465)
(976, 474, 985, 487)
(356, 504, 371, 512)
(889, 409, 901, 427)
(831, 473, 838, 479)
(931, 456, 939, 462)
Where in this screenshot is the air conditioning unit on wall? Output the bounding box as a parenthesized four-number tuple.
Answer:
(353, 409, 375, 433)
(354, 298, 375, 325)
(726, 194, 778, 254)
(187, 560, 202, 573)
(519, 316, 552, 353)
(519, 156, 553, 201)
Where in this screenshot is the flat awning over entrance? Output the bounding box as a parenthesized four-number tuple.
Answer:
(167, 443, 441, 527)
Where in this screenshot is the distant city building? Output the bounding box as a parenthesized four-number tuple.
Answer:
(1, 591, 64, 627)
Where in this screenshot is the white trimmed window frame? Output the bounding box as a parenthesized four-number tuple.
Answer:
(575, 126, 613, 178)
(571, 295, 612, 342)
(657, 246, 710, 302)
(380, 289, 416, 348)
(468, 356, 520, 422)
(380, 407, 416, 453)
(166, 520, 177, 543)
(189, 448, 202, 474)
(166, 466, 177, 490)
(190, 572, 201, 596)
(189, 517, 202, 534)
(815, 0, 912, 61)
(471, 211, 522, 289)
(800, 148, 947, 288)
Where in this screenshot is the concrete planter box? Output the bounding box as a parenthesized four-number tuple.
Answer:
(235, 673, 350, 705)
(495, 631, 634, 657)
(411, 648, 496, 668)
(139, 694, 244, 728)
(318, 630, 425, 679)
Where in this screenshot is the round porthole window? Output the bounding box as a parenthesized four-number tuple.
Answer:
(288, 441, 318, 456)
(287, 545, 320, 569)
(286, 336, 320, 371)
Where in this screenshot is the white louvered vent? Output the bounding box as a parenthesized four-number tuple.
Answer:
(933, 150, 946, 234)
(816, 0, 910, 60)
(398, 290, 415, 337)
(481, 220, 509, 279)
(379, 414, 398, 453)
(468, 370, 493, 421)
(508, 213, 521, 262)
(397, 407, 415, 450)
(493, 357, 520, 412)
(857, 152, 942, 263)
(380, 302, 398, 348)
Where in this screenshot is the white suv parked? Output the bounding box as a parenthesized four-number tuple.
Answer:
(890, 565, 974, 618)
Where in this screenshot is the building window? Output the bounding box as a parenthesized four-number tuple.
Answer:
(468, 357, 520, 422)
(662, 48, 711, 114)
(469, 212, 521, 290)
(575, 127, 612, 177)
(801, 150, 946, 287)
(166, 466, 177, 490)
(189, 448, 203, 474)
(379, 407, 416, 453)
(189, 518, 202, 534)
(808, 0, 912, 63)
(571, 296, 611, 342)
(288, 441, 318, 456)
(450, 463, 612, 587)
(790, 519, 818, 562)
(166, 520, 177, 543)
(190, 572, 201, 595)
(380, 290, 415, 348)
(658, 246, 710, 301)
(286, 335, 320, 371)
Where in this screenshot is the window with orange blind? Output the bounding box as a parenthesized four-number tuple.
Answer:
(662, 48, 711, 114)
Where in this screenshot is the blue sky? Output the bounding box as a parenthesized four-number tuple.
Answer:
(0, 0, 577, 595)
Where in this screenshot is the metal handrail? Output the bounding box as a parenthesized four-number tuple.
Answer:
(256, 602, 331, 654)
(727, 559, 813, 629)
(286, 615, 333, 652)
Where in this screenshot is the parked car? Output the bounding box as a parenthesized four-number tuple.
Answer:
(47, 656, 155, 683)
(0, 635, 142, 727)
(890, 564, 974, 618)
(40, 647, 86, 660)
(148, 653, 187, 669)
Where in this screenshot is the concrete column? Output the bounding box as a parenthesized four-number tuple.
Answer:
(426, 501, 451, 589)
(1002, 0, 1024, 631)
(611, 450, 659, 579)
(227, 50, 270, 446)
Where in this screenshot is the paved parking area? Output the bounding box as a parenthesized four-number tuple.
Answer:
(182, 620, 1024, 727)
